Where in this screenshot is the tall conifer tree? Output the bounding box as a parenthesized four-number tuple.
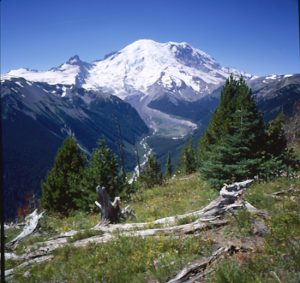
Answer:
(165, 152, 173, 178)
(41, 136, 86, 214)
(79, 139, 125, 210)
(180, 138, 197, 174)
(139, 154, 162, 188)
(199, 76, 265, 187)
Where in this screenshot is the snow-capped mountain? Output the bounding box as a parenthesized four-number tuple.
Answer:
(4, 55, 93, 87)
(84, 39, 253, 99)
(4, 39, 253, 99)
(3, 39, 255, 137)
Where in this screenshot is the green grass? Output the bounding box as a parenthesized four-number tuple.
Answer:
(208, 176, 300, 283)
(175, 214, 199, 226)
(7, 173, 300, 282)
(6, 211, 99, 256)
(5, 227, 21, 244)
(13, 235, 213, 283)
(129, 174, 217, 222)
(8, 174, 216, 282)
(225, 209, 253, 237)
(39, 211, 99, 233)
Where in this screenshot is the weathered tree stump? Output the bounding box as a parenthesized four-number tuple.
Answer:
(96, 186, 121, 224)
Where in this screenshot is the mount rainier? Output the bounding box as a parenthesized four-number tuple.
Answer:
(3, 39, 255, 137)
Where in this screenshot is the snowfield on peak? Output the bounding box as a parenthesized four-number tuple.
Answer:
(83, 39, 253, 99)
(3, 55, 93, 87)
(4, 65, 80, 86)
(3, 39, 253, 100)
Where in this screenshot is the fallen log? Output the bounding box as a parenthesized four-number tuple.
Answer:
(5, 255, 54, 279)
(167, 245, 252, 283)
(15, 219, 228, 263)
(93, 180, 254, 233)
(6, 209, 44, 249)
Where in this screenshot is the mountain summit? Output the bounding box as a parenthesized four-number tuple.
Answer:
(3, 39, 253, 98)
(3, 39, 255, 136)
(85, 39, 253, 100)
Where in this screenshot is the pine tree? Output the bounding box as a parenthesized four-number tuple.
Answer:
(199, 75, 240, 160)
(79, 139, 125, 210)
(41, 136, 86, 215)
(180, 138, 197, 174)
(260, 112, 298, 179)
(199, 76, 265, 160)
(201, 114, 262, 187)
(265, 112, 287, 157)
(199, 76, 265, 188)
(165, 152, 173, 178)
(139, 154, 162, 188)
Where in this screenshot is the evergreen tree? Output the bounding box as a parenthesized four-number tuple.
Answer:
(199, 76, 265, 188)
(165, 152, 173, 178)
(265, 112, 287, 157)
(41, 136, 86, 215)
(199, 76, 265, 160)
(180, 138, 197, 174)
(79, 139, 125, 210)
(260, 112, 299, 179)
(198, 75, 241, 160)
(201, 110, 262, 187)
(139, 154, 162, 188)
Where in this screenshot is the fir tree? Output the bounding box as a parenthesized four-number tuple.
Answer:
(198, 75, 241, 160)
(41, 136, 86, 215)
(199, 76, 265, 188)
(139, 154, 162, 188)
(201, 111, 262, 187)
(165, 152, 173, 178)
(199, 76, 265, 160)
(265, 112, 287, 157)
(260, 112, 298, 179)
(180, 138, 197, 174)
(79, 139, 125, 210)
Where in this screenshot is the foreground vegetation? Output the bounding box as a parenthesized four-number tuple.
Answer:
(6, 172, 300, 282)
(208, 177, 300, 283)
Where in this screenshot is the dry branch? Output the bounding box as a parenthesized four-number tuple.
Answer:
(6, 209, 44, 249)
(271, 187, 300, 196)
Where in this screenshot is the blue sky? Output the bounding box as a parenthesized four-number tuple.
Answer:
(1, 0, 299, 75)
